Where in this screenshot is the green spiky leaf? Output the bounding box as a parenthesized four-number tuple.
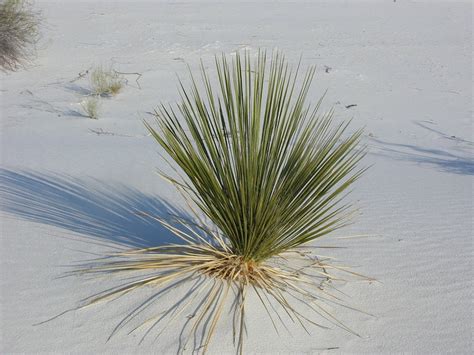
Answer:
(146, 50, 366, 263)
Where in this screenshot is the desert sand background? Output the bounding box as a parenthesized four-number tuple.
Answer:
(1, 1, 472, 353)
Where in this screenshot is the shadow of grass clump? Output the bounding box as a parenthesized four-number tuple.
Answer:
(0, 168, 186, 248)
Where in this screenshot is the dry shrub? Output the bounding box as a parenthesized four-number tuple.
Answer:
(90, 66, 124, 96)
(81, 96, 100, 119)
(0, 0, 41, 72)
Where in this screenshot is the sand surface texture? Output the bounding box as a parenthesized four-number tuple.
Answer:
(1, 1, 472, 354)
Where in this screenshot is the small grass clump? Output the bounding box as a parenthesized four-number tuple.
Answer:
(0, 0, 41, 71)
(81, 96, 100, 119)
(72, 51, 369, 353)
(90, 66, 123, 96)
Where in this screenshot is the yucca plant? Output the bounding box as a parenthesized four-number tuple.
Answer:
(77, 51, 368, 353)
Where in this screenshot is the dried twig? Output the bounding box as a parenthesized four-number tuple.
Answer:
(113, 70, 143, 89)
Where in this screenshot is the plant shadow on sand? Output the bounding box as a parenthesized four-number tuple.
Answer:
(65, 83, 93, 96)
(370, 138, 474, 175)
(0, 168, 221, 349)
(0, 168, 187, 248)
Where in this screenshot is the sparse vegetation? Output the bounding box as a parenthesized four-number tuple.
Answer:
(0, 0, 41, 71)
(78, 51, 368, 353)
(90, 66, 124, 96)
(81, 96, 100, 119)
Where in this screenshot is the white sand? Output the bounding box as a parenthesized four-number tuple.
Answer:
(1, 1, 472, 353)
